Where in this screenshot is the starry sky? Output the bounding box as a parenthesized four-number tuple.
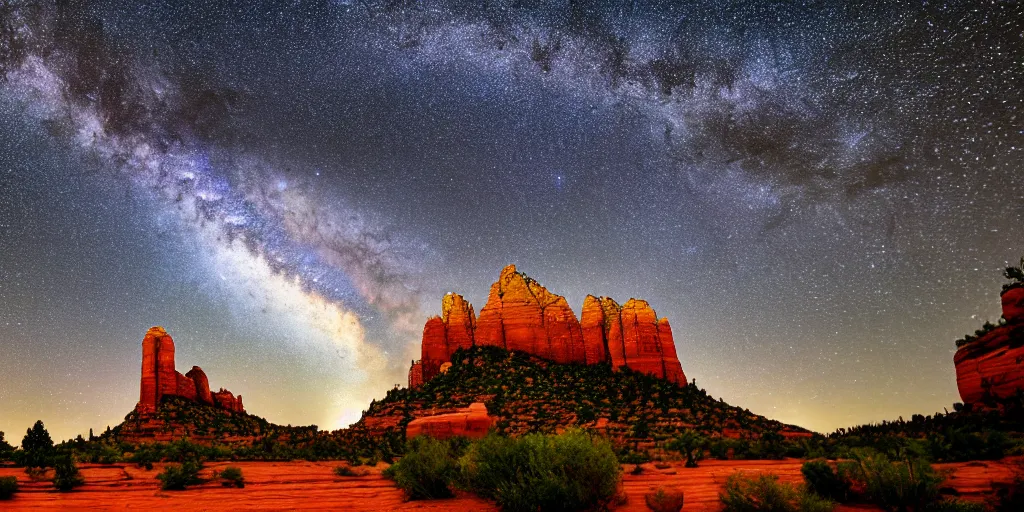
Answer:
(1, 1, 1022, 441)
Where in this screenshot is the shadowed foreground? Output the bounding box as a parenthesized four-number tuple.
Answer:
(0, 458, 1019, 511)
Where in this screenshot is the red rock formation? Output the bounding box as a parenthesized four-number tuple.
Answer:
(186, 366, 214, 406)
(580, 296, 610, 364)
(408, 361, 424, 389)
(954, 285, 1024, 406)
(135, 326, 245, 414)
(405, 403, 495, 440)
(213, 389, 244, 413)
(410, 265, 686, 388)
(1002, 285, 1024, 324)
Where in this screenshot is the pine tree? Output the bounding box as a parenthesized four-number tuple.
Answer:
(20, 420, 55, 468)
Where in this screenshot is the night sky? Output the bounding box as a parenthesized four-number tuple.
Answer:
(1, 1, 1022, 441)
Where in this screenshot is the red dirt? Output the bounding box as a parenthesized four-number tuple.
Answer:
(0, 457, 1018, 511)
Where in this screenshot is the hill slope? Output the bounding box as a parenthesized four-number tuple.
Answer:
(357, 346, 810, 452)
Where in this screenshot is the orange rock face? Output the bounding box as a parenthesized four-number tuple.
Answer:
(1002, 285, 1024, 324)
(954, 286, 1024, 406)
(411, 265, 686, 388)
(135, 326, 245, 414)
(405, 403, 495, 440)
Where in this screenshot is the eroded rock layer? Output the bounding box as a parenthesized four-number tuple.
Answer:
(954, 285, 1024, 406)
(410, 265, 686, 388)
(405, 403, 495, 440)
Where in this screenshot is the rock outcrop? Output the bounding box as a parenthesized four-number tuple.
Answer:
(136, 326, 244, 414)
(954, 284, 1024, 406)
(409, 265, 686, 388)
(405, 403, 495, 440)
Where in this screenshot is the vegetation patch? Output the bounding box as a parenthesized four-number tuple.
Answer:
(0, 476, 18, 500)
(720, 472, 834, 512)
(157, 459, 205, 491)
(460, 429, 621, 512)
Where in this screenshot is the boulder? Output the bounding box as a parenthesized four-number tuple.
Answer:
(405, 403, 494, 440)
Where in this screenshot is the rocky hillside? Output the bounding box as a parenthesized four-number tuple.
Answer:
(954, 273, 1024, 407)
(362, 345, 810, 454)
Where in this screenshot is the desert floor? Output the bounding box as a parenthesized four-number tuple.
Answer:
(0, 457, 1019, 511)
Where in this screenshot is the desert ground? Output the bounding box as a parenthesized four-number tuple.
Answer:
(1, 457, 1019, 511)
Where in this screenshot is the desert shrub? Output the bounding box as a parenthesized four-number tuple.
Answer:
(334, 465, 363, 477)
(460, 429, 621, 512)
(645, 487, 685, 512)
(218, 466, 244, 488)
(720, 472, 834, 512)
(925, 498, 986, 512)
(157, 459, 204, 490)
(802, 460, 851, 502)
(382, 436, 462, 500)
(52, 456, 85, 492)
(128, 446, 157, 470)
(666, 430, 706, 468)
(0, 476, 18, 500)
(844, 453, 942, 511)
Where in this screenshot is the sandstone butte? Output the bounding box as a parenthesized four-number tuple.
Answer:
(137, 326, 244, 414)
(409, 264, 686, 389)
(954, 284, 1024, 406)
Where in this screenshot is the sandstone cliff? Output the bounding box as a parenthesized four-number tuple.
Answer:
(410, 265, 686, 388)
(137, 326, 244, 414)
(954, 284, 1024, 406)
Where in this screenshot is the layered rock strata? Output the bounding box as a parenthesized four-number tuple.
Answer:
(410, 265, 686, 388)
(954, 284, 1024, 405)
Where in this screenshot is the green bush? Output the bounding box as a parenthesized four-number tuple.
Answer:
(382, 436, 462, 500)
(52, 456, 85, 492)
(0, 476, 18, 500)
(334, 465, 366, 477)
(218, 466, 244, 488)
(645, 487, 685, 512)
(801, 460, 851, 502)
(460, 430, 621, 512)
(720, 472, 834, 512)
(844, 453, 943, 511)
(666, 430, 706, 468)
(157, 460, 205, 490)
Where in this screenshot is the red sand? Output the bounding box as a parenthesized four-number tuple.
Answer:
(0, 457, 1018, 511)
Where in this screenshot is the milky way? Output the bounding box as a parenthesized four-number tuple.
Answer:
(1, 1, 1022, 439)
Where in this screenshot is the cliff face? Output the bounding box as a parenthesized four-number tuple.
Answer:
(410, 265, 686, 388)
(136, 326, 244, 414)
(954, 285, 1024, 406)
